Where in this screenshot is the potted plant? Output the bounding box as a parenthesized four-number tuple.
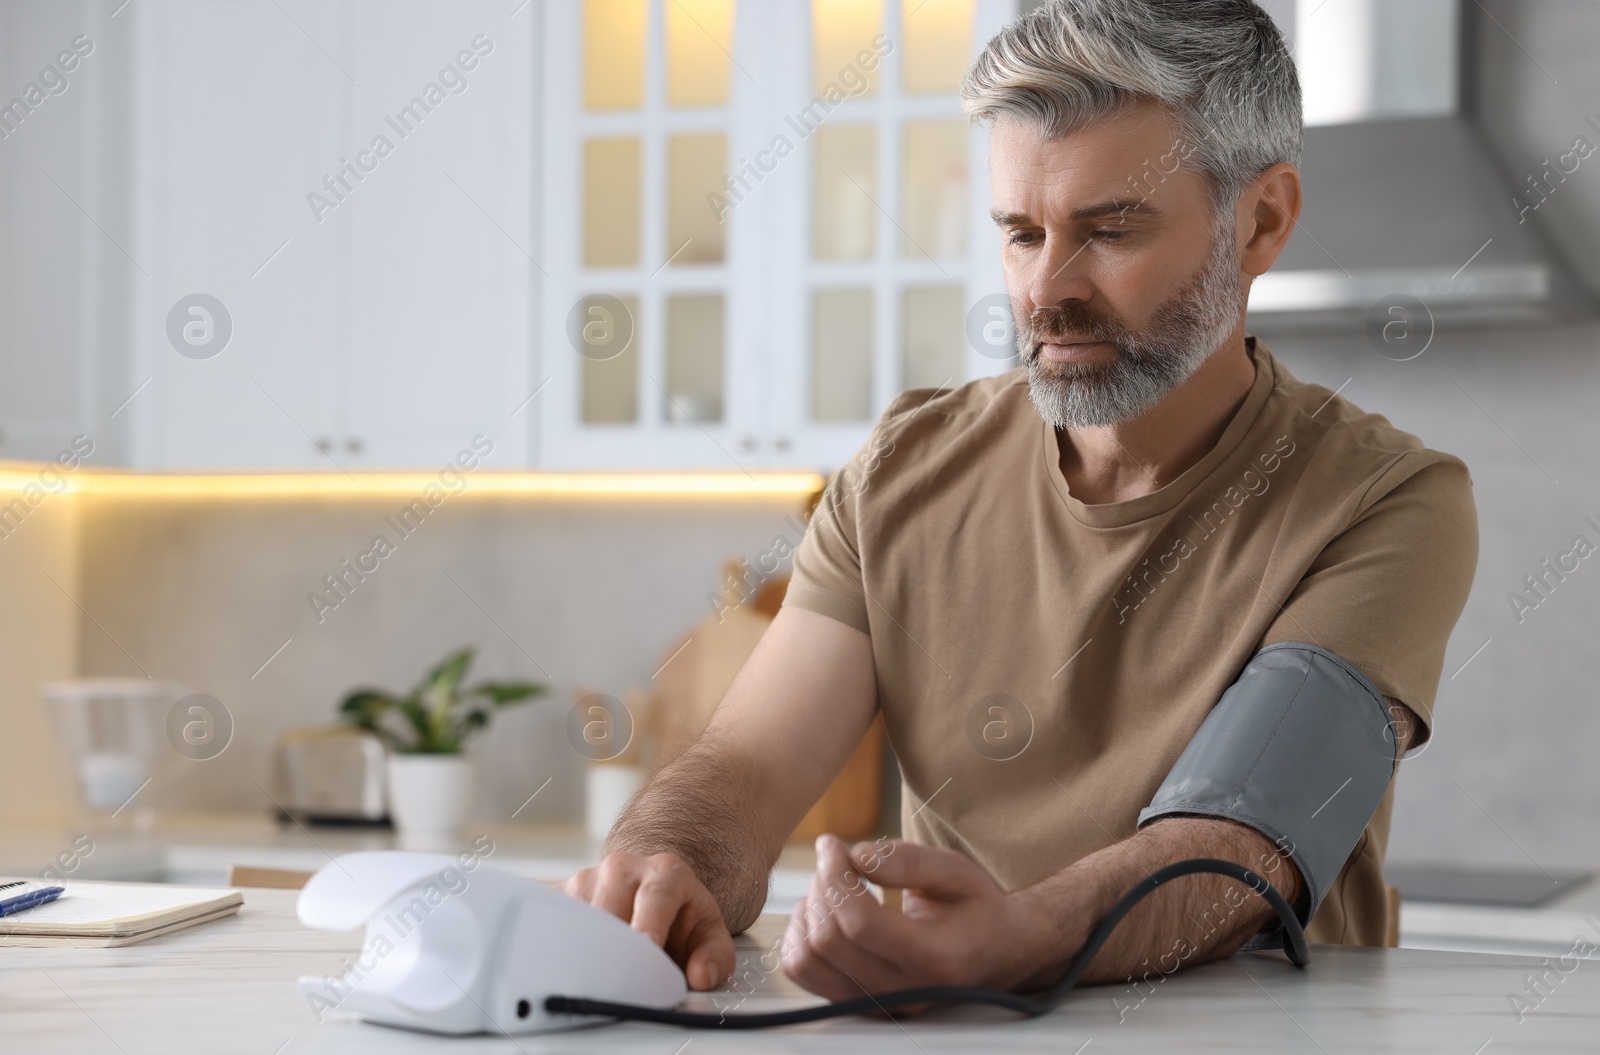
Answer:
(340, 647, 545, 842)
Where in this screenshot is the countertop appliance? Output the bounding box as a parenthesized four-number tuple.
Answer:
(296, 852, 685, 1034)
(277, 727, 388, 825)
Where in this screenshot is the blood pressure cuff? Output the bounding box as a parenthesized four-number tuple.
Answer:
(1136, 641, 1399, 927)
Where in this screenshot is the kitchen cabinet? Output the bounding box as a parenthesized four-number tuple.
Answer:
(126, 1, 537, 470)
(127, 0, 348, 469)
(4, 0, 1022, 471)
(336, 12, 537, 469)
(537, 0, 1019, 470)
(0, 1, 537, 470)
(0, 0, 139, 464)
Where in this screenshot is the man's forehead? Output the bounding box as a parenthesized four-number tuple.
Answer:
(988, 105, 1195, 214)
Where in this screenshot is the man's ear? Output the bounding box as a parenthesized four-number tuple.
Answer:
(1237, 163, 1302, 278)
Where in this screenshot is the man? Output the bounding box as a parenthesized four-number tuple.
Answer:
(565, 0, 1477, 1000)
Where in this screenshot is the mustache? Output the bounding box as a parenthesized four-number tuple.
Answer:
(1018, 304, 1131, 353)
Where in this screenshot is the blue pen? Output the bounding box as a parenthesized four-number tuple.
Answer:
(0, 881, 66, 918)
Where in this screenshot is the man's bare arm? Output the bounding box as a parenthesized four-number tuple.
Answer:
(782, 698, 1418, 999)
(1009, 696, 1417, 988)
(566, 605, 877, 988)
(1007, 816, 1298, 988)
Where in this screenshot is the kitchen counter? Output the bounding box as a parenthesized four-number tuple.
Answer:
(1402, 876, 1600, 958)
(7, 886, 1600, 1054)
(0, 811, 822, 912)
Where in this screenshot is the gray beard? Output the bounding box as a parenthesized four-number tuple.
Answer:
(1018, 223, 1244, 429)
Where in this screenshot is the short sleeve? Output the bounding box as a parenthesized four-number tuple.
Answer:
(785, 467, 871, 634)
(1260, 453, 1479, 739)
(782, 393, 925, 636)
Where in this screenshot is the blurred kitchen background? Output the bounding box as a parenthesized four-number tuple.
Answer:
(2, 0, 1599, 946)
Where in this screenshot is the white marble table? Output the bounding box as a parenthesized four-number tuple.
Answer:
(4, 887, 1599, 1054)
(11, 813, 1599, 958)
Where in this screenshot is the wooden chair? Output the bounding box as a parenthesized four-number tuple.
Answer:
(227, 864, 315, 890)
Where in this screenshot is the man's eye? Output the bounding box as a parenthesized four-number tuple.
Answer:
(1092, 228, 1130, 242)
(1007, 230, 1040, 246)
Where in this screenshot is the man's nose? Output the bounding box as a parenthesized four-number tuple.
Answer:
(1026, 233, 1095, 311)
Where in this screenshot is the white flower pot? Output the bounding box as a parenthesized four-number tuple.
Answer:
(386, 754, 474, 844)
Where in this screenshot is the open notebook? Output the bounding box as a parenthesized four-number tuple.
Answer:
(0, 879, 243, 948)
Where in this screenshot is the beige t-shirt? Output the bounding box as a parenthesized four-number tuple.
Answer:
(783, 337, 1478, 945)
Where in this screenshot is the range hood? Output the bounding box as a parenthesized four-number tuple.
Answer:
(1245, 0, 1594, 330)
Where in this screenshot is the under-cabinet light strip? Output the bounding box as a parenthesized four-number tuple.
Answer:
(0, 468, 826, 499)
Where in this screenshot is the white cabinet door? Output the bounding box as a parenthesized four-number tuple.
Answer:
(340, 5, 535, 470)
(129, 0, 348, 469)
(127, 1, 534, 469)
(0, 0, 138, 464)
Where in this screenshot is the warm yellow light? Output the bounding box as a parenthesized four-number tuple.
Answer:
(903, 0, 975, 94)
(667, 0, 735, 106)
(585, 0, 647, 110)
(813, 0, 883, 97)
(0, 468, 824, 500)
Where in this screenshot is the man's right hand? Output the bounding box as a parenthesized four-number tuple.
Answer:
(561, 609, 879, 994)
(562, 850, 737, 992)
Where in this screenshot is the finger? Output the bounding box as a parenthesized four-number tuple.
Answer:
(783, 896, 809, 959)
(794, 840, 913, 991)
(815, 836, 924, 953)
(795, 853, 846, 941)
(630, 869, 687, 948)
(634, 860, 735, 990)
(560, 869, 592, 900)
(653, 874, 735, 989)
(784, 871, 824, 951)
(848, 838, 991, 898)
(677, 900, 737, 992)
(782, 893, 867, 1001)
(590, 861, 641, 923)
(812, 835, 881, 933)
(801, 891, 908, 989)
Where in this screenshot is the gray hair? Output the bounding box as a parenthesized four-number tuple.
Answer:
(961, 0, 1302, 212)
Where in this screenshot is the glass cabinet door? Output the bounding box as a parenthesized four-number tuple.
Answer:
(541, 0, 761, 468)
(760, 0, 1013, 470)
(540, 0, 1013, 470)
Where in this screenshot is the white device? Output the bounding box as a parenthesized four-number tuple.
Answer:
(295, 851, 687, 1034)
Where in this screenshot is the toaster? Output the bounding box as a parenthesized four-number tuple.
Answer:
(277, 727, 389, 824)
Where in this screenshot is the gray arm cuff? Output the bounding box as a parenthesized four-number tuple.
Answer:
(1137, 641, 1397, 923)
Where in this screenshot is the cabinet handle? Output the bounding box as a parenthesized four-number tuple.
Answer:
(771, 436, 791, 452)
(314, 437, 333, 453)
(345, 437, 364, 454)
(738, 435, 758, 452)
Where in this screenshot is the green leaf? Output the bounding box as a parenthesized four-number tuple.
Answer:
(396, 692, 432, 748)
(467, 680, 546, 707)
(417, 648, 474, 751)
(421, 647, 475, 701)
(338, 647, 546, 755)
(339, 690, 397, 728)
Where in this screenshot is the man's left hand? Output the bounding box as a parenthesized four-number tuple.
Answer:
(780, 834, 1038, 1000)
